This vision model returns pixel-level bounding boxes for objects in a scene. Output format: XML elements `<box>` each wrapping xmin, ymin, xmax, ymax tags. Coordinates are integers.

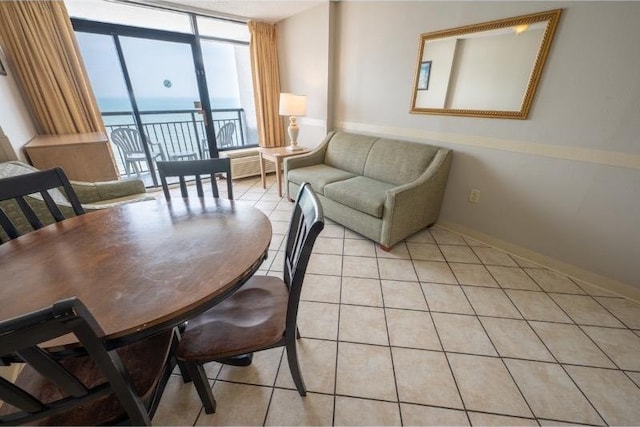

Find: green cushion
<box><xmin>287</xmin><ymin>164</ymin><xmax>356</xmax><ymax>195</ymax></box>
<box><xmin>364</xmin><ymin>139</ymin><xmax>438</xmax><ymax>185</ymax></box>
<box><xmin>0</xmin><ymin>161</ymin><xmax>150</xmax><ymax>242</ymax></box>
<box><xmin>0</xmin><ymin>161</ymin><xmax>70</xmax><ymax>204</ymax></box>
<box><xmin>323</xmin><ymin>176</ymin><xmax>395</xmax><ymax>218</ymax></box>
<box><xmin>324</xmin><ymin>132</ymin><xmax>377</xmax><ymax>175</ymax></box>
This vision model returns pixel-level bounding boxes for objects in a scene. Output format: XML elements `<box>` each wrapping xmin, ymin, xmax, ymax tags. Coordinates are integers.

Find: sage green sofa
<box><xmin>285</xmin><ymin>131</ymin><xmax>452</xmax><ymax>249</ymax></box>
<box><xmin>0</xmin><ymin>161</ymin><xmax>155</xmax><ymax>242</ymax></box>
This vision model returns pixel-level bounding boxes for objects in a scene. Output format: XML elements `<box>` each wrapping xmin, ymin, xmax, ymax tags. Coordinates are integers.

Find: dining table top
<box><xmin>0</xmin><ymin>197</ymin><xmax>272</xmax><ymax>351</ymax></box>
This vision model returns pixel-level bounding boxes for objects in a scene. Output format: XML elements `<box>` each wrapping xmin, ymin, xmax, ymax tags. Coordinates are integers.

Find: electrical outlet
<box><xmin>469</xmin><ymin>189</ymin><xmax>481</xmax><ymax>204</ymax></box>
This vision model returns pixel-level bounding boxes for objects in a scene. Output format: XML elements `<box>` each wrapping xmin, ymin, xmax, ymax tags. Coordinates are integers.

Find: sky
<box><xmin>76</xmin><ymin>31</ymin><xmax>243</xmax><ymax>110</ymax></box>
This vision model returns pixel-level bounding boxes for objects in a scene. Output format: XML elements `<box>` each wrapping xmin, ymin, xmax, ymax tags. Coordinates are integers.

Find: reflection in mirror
<box><xmin>410</xmin><ymin>9</ymin><xmax>562</xmax><ymax>119</ymax></box>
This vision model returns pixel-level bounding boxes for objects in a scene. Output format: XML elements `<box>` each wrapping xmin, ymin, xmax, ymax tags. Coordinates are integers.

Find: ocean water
<box><xmin>98</xmin><ymin>96</ymin><xmax>240</xmax><ymax>113</ymax></box>
<box><xmin>101</xmin><ymin>96</ymin><xmax>255</xmax><ymax>159</ymax></box>
<box><xmin>99</xmin><ymin>96</ymin><xmax>243</xmax><ymax>127</ymax></box>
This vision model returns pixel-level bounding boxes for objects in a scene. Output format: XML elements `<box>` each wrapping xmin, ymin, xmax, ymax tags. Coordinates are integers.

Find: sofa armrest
<box><xmin>283</xmin><ymin>131</ymin><xmax>335</xmax><ymax>174</ymax></box>
<box><xmin>381</xmin><ymin>149</ymin><xmax>452</xmax><ymax>246</ymax></box>
<box><xmin>71</xmin><ymin>179</ymin><xmax>147</xmax><ymax>204</ymax></box>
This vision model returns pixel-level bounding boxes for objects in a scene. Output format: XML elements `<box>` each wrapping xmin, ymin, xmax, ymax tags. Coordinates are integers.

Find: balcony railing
<box><xmin>103</xmin><ymin>108</ymin><xmax>256</xmax><ymax>177</ymax></box>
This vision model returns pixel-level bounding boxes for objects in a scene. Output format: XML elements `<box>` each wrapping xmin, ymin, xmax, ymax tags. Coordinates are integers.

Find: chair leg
<box><xmin>172</xmin><ymin>325</ymin><xmax>192</xmax><ymax>383</ymax></box>
<box><xmin>177</xmin><ymin>360</ymin><xmax>192</xmax><ymax>383</ymax></box>
<box><xmin>285</xmin><ymin>339</ymin><xmax>306</xmax><ymax>396</ymax></box>
<box><xmin>185</xmin><ymin>362</ymin><xmax>216</xmax><ymax>414</ymax></box>
<box><xmin>124</xmin><ymin>160</ymin><xmax>132</xmax><ymax>177</ymax></box>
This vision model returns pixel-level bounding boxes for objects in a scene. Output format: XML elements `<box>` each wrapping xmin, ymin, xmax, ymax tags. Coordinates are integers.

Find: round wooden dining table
<box><xmin>0</xmin><ymin>197</ymin><xmax>272</xmax><ymax>351</ymax></box>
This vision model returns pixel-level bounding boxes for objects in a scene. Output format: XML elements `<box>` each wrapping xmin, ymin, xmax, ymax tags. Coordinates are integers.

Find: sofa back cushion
<box><xmin>324</xmin><ymin>132</ymin><xmax>377</xmax><ymax>175</ymax></box>
<box><xmin>364</xmin><ymin>138</ymin><xmax>439</xmax><ymax>185</ymax></box>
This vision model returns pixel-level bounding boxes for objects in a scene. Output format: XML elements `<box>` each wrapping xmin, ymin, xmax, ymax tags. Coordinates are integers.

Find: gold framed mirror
<box><xmin>410</xmin><ymin>9</ymin><xmax>562</xmax><ymax>119</ymax></box>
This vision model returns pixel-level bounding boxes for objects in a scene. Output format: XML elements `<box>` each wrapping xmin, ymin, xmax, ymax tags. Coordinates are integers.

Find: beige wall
<box><xmin>279</xmin><ymin>1</ymin><xmax>640</xmax><ymax>293</ymax></box>
<box><xmin>277</xmin><ymin>2</ymin><xmax>333</xmax><ymax>149</ymax></box>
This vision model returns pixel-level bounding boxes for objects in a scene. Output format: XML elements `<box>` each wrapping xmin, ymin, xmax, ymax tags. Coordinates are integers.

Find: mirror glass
<box><xmin>411</xmin><ymin>9</ymin><xmax>562</xmax><ymax>119</ymax></box>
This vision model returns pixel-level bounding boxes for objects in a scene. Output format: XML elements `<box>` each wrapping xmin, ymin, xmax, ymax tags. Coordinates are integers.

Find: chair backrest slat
<box><xmin>179</xmin><ymin>176</ymin><xmax>189</xmax><ymax>198</ymax></box>
<box><xmin>195</xmin><ymin>175</ymin><xmax>204</xmax><ymax>198</ymax></box>
<box><xmin>41</xmin><ymin>190</ymin><xmax>66</xmax><ymax>222</ymax></box>
<box><xmin>15</xmin><ymin>196</ymin><xmax>43</xmax><ymax>229</ymax></box>
<box><xmin>156</xmin><ymin>159</ymin><xmax>233</xmax><ymax>201</ymax></box>
<box><xmin>282</xmin><ymin>183</ymin><xmax>324</xmax><ymax>330</ymax></box>
<box><xmin>0</xmin><ymin>167</ymin><xmax>85</xmax><ymax>242</ymax></box>
<box><xmin>0</xmin><ymin>298</ymin><xmax>153</xmax><ymax>426</ymax></box>
<box><xmin>0</xmin><ymin>377</ymin><xmax>44</xmax><ymax>413</ymax></box>
<box><xmin>17</xmin><ymin>347</ymin><xmax>88</xmax><ymax>397</ymax></box>
<box><xmin>0</xmin><ymin>210</ymin><xmax>18</xmax><ymax>239</ymax></box>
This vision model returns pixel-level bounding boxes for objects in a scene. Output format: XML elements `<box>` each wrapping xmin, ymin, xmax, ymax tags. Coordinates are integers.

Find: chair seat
<box><xmin>0</xmin><ymin>331</ymin><xmax>174</xmax><ymax>426</ymax></box>
<box><xmin>168</xmin><ymin>151</ymin><xmax>198</xmax><ymax>161</ymax></box>
<box><xmin>124</xmin><ymin>152</ymin><xmax>160</xmax><ymax>162</ymax></box>
<box><xmin>177</xmin><ymin>276</ymin><xmax>289</xmax><ymax>362</ymax></box>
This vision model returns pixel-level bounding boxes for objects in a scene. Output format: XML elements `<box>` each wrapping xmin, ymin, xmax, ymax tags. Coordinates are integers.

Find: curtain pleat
<box><xmin>0</xmin><ymin>1</ymin><xmax>104</xmax><ymax>134</ymax></box>
<box><xmin>248</xmin><ymin>21</ymin><xmax>285</xmax><ymax>148</ymax></box>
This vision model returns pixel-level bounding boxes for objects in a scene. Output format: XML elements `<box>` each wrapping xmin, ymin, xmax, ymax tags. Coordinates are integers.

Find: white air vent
<box><xmin>221</xmin><ymin>148</ymin><xmax>275</xmax><ymax>180</ymax></box>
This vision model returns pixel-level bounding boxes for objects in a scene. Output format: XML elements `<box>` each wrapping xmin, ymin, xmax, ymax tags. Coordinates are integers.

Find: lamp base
<box><xmin>286</xmin><ymin>145</ymin><xmax>304</xmax><ymax>152</ymax></box>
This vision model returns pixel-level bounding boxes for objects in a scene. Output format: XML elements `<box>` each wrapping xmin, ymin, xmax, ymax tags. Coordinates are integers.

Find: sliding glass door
<box><xmin>70</xmin><ymin>6</ymin><xmax>259</xmax><ymax>187</ymax></box>
<box><xmin>74</xmin><ymin>20</ymin><xmax>215</xmax><ymax>186</ymax></box>
<box><xmin>119</xmin><ymin>36</ymin><xmax>206</xmax><ymax>163</ymax></box>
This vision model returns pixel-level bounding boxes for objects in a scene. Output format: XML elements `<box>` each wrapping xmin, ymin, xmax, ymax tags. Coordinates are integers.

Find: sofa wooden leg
<box><xmin>379</xmin><ymin>244</ymin><xmax>391</xmax><ymax>252</ymax></box>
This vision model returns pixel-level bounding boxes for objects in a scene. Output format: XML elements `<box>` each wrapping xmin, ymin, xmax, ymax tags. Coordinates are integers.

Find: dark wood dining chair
<box><xmin>0</xmin><ymin>297</ymin><xmax>177</xmax><ymax>426</ymax></box>
<box><xmin>0</xmin><ymin>167</ymin><xmax>84</xmax><ymax>241</ymax></box>
<box><xmin>156</xmin><ymin>158</ymin><xmax>234</xmax><ymax>201</ymax></box>
<box><xmin>176</xmin><ymin>182</ymin><xmax>324</xmax><ymax>413</ymax></box>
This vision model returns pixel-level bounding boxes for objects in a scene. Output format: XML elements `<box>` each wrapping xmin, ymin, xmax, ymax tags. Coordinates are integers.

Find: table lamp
<box><xmin>279</xmin><ymin>93</ymin><xmax>307</xmax><ymax>151</ymax></box>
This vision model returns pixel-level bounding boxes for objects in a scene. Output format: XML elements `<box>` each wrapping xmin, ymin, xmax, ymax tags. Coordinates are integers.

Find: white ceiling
<box><xmin>145</xmin><ymin>0</ymin><xmax>326</xmax><ymax>23</ymax></box>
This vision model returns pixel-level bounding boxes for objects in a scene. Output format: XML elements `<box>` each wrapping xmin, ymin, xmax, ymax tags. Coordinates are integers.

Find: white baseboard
<box><xmin>438</xmin><ymin>221</ymin><xmax>640</xmax><ymax>303</ymax></box>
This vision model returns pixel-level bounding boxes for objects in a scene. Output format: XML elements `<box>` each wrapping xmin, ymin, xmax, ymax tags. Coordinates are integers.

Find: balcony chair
<box><xmin>0</xmin><ymin>167</ymin><xmax>84</xmax><ymax>241</ymax></box>
<box><xmin>216</xmin><ymin>122</ymin><xmax>236</xmax><ymax>149</ymax></box>
<box><xmin>0</xmin><ymin>161</ymin><xmax>153</xmax><ymax>243</ymax></box>
<box><xmin>176</xmin><ymin>183</ymin><xmax>325</xmax><ymax>413</ymax></box>
<box><xmin>199</xmin><ymin>122</ymin><xmax>236</xmax><ymax>159</ymax></box>
<box><xmin>156</xmin><ymin>158</ymin><xmax>233</xmax><ymax>201</ymax></box>
<box><xmin>110</xmin><ymin>127</ymin><xmax>166</xmax><ymax>176</ymax></box>
<box><xmin>0</xmin><ymin>297</ymin><xmax>177</xmax><ymax>425</ymax></box>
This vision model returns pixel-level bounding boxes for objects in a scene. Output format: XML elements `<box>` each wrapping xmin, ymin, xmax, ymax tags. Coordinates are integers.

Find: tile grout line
<box><xmin>166</xmin><ymin>180</ymin><xmax>640</xmax><ymax>426</ymax></box>
<box><xmin>416</xmin><ymin>230</ymin><xmax>473</xmax><ymax>426</ymax></box>
<box><xmin>376</xmin><ymin>241</ymin><xmax>404</xmax><ymax>425</ymax></box>
<box><xmin>451</xmin><ymin>245</ymin><xmax>538</xmax><ymax>423</ymax></box>
<box><xmin>261</xmin><ymin>347</ymin><xmax>285</xmax><ymax>426</ymax></box>
<box><xmin>330</xmin><ymin>234</ymin><xmax>346</xmax><ymax>427</ymax></box>
<box><xmin>488</xmin><ymin>259</ymin><xmax>611</xmax><ymax>426</ymax></box>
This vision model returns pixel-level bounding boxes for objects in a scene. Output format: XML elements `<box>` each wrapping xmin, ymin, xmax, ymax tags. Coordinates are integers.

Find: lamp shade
<box><xmin>279</xmin><ymin>93</ymin><xmax>307</xmax><ymax>116</ymax></box>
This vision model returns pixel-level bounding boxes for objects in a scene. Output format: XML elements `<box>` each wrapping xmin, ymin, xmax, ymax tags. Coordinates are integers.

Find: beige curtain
<box><xmin>0</xmin><ymin>1</ymin><xmax>104</xmax><ymax>134</ymax></box>
<box><xmin>248</xmin><ymin>21</ymin><xmax>285</xmax><ymax>148</ymax></box>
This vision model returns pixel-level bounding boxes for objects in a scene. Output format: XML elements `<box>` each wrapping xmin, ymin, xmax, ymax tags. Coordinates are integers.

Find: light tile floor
<box><xmin>152</xmin><ymin>175</ymin><xmax>640</xmax><ymax>426</ymax></box>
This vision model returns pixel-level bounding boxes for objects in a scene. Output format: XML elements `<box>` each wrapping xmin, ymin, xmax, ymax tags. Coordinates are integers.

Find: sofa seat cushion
<box><xmin>324</xmin><ymin>176</ymin><xmax>395</xmax><ymax>218</ymax></box>
<box><xmin>287</xmin><ymin>164</ymin><xmax>356</xmax><ymax>195</ymax></box>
